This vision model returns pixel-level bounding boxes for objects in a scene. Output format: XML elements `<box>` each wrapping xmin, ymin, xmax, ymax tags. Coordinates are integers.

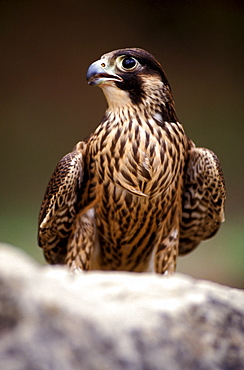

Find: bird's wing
<box><xmin>38</xmin><ymin>141</ymin><xmax>87</xmax><ymax>264</ymax></box>
<box><xmin>179</xmin><ymin>144</ymin><xmax>226</xmax><ymax>255</ymax></box>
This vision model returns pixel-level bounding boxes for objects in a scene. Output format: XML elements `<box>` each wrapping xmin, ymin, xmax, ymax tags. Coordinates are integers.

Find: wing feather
<box><xmin>38</xmin><ymin>143</ymin><xmax>86</xmax><ymax>264</ymax></box>
<box><xmin>179</xmin><ymin>145</ymin><xmax>226</xmax><ymax>255</ymax></box>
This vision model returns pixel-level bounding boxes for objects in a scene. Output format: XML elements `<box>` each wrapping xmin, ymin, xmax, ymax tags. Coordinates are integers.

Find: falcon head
<box><xmin>86</xmin><ymin>48</ymin><xmax>177</xmax><ymax>121</ymax></box>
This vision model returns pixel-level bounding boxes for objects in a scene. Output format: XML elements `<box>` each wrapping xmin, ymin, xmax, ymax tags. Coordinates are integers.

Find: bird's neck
<box><xmin>102</xmin><ymin>84</ymin><xmax>178</xmax><ymax>124</ymax></box>
<box><xmin>104</xmin><ymin>100</ymin><xmax>178</xmax><ymax>128</ymax></box>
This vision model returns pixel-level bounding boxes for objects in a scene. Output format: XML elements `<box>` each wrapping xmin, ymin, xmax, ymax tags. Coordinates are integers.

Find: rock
<box><xmin>0</xmin><ymin>243</ymin><xmax>243</xmax><ymax>370</ymax></box>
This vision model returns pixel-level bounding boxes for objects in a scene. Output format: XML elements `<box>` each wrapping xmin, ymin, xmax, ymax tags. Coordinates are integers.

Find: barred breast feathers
<box><xmin>88</xmin><ymin>103</ymin><xmax>187</xmax><ymax>199</ymax></box>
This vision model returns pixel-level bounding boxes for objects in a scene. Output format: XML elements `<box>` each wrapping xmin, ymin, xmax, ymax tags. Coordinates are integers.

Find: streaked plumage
<box><xmin>38</xmin><ymin>48</ymin><xmax>226</xmax><ymax>274</ymax></box>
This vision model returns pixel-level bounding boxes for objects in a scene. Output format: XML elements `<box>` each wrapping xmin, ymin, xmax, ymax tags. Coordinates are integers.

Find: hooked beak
<box><xmin>86</xmin><ymin>59</ymin><xmax>123</xmax><ymax>86</ymax></box>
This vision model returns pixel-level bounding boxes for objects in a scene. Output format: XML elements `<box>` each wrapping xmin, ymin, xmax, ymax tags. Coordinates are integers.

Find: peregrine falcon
<box><xmin>38</xmin><ymin>48</ymin><xmax>226</xmax><ymax>274</ymax></box>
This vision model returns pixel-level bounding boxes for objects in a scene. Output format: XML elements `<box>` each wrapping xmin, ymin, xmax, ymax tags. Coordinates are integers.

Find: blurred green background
<box><xmin>0</xmin><ymin>1</ymin><xmax>243</xmax><ymax>288</ymax></box>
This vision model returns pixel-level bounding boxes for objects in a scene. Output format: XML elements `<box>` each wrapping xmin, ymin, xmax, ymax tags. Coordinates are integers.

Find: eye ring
<box><xmin>118</xmin><ymin>56</ymin><xmax>139</xmax><ymax>71</ymax></box>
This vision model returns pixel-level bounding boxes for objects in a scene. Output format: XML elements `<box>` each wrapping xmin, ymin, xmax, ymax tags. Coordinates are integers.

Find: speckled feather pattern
<box><xmin>81</xmin><ymin>106</ymin><xmax>188</xmax><ymax>272</ymax></box>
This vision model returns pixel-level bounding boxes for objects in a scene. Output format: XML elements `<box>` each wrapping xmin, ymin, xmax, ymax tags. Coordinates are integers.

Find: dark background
<box><xmin>1</xmin><ymin>0</ymin><xmax>243</xmax><ymax>287</ymax></box>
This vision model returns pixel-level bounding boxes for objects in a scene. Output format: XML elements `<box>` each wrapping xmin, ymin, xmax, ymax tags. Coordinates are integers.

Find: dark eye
<box><xmin>121</xmin><ymin>57</ymin><xmax>137</xmax><ymax>70</ymax></box>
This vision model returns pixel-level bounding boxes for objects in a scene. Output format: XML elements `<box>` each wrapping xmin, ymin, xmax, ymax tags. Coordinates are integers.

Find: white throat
<box><xmin>100</xmin><ymin>83</ymin><xmax>131</xmax><ymax>110</ymax></box>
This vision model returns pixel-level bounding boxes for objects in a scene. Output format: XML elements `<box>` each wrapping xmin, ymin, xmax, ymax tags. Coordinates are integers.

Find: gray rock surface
<box><xmin>0</xmin><ymin>243</ymin><xmax>243</xmax><ymax>370</ymax></box>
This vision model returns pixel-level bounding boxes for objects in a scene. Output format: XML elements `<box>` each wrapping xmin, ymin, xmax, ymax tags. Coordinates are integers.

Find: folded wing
<box><xmin>38</xmin><ymin>143</ymin><xmax>86</xmax><ymax>264</ymax></box>
<box><xmin>179</xmin><ymin>144</ymin><xmax>226</xmax><ymax>255</ymax></box>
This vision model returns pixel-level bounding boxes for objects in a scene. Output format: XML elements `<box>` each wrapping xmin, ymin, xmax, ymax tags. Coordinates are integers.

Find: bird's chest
<box><xmin>90</xmin><ymin>122</ymin><xmax>183</xmax><ymax>199</ymax></box>
<box><xmin>86</xmin><ymin>122</ymin><xmax>186</xmax><ymax>271</ymax></box>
